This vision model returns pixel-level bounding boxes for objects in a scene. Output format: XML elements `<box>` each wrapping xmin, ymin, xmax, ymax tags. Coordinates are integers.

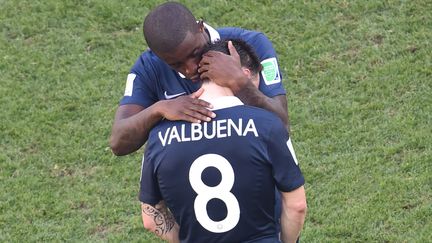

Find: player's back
<box><xmin>142</xmin><ymin>99</ymin><xmax>289</xmax><ymax>242</ymax></box>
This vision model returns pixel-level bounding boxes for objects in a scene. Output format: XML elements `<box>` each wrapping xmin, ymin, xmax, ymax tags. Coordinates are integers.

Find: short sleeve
<box><xmin>139</xmin><ymin>146</ymin><xmax>162</xmax><ymax>205</ymax></box>
<box><xmin>218</xmin><ymin>27</ymin><xmax>286</xmax><ymax>97</ymax></box>
<box><xmin>266</xmin><ymin>119</ymin><xmax>304</xmax><ymax>192</ymax></box>
<box><xmin>119</xmin><ymin>55</ymin><xmax>159</xmax><ymax>108</ymax></box>
<box><xmin>250</xmin><ymin>33</ymin><xmax>286</xmax><ymax>98</ymax></box>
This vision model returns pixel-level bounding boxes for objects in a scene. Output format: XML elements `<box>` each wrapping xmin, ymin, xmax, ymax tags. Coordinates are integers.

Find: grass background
<box><xmin>1</xmin><ymin>0</ymin><xmax>431</xmax><ymax>241</ymax></box>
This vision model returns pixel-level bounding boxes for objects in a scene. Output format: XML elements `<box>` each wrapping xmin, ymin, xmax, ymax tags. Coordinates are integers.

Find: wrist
<box><xmin>153</xmin><ymin>100</ymin><xmax>169</xmax><ymax>119</ymax></box>
<box><xmin>231</xmin><ymin>75</ymin><xmax>250</xmax><ymax>94</ymax></box>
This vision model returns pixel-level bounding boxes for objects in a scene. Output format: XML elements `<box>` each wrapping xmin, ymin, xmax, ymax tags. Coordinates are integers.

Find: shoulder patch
<box><xmin>124</xmin><ymin>73</ymin><xmax>136</xmax><ymax>96</ymax></box>
<box><xmin>261</xmin><ymin>58</ymin><xmax>281</xmax><ymax>85</ymax></box>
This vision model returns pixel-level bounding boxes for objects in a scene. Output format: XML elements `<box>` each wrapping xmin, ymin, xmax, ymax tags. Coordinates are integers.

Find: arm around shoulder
<box><xmin>235</xmin><ymin>81</ymin><xmax>289</xmax><ymax>129</ymax></box>
<box><xmin>110</xmin><ymin>103</ymin><xmax>164</xmax><ymax>156</ymax></box>
<box><xmin>110</xmin><ymin>92</ymin><xmax>215</xmax><ymax>156</ymax></box>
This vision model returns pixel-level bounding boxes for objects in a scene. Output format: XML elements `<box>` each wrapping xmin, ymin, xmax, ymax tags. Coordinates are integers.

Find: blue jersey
<box><xmin>139</xmin><ymin>97</ymin><xmax>304</xmax><ymax>243</ymax></box>
<box><xmin>120</xmin><ymin>24</ymin><xmax>285</xmax><ymax>108</ymax></box>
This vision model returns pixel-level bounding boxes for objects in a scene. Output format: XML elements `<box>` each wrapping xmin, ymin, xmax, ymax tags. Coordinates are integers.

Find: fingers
<box><xmin>227</xmin><ymin>41</ymin><xmax>240</xmax><ymax>59</ymax></box>
<box><xmin>199</xmin><ymin>52</ymin><xmax>216</xmax><ymax>65</ymax></box>
<box><xmin>198</xmin><ymin>64</ymin><xmax>209</xmax><ymax>75</ymax></box>
<box><xmin>176</xmin><ymin>113</ymin><xmax>201</xmax><ymax>123</ymax></box>
<box><xmin>190</xmin><ymin>87</ymin><xmax>205</xmax><ymax>99</ymax></box>
<box><xmin>168</xmin><ymin>106</ymin><xmax>215</xmax><ymax>123</ymax></box>
<box><xmin>170</xmin><ymin>96</ymin><xmax>216</xmax><ymax>123</ymax></box>
<box><xmin>197</xmin><ymin>62</ymin><xmax>212</xmax><ymax>82</ymax></box>
<box><xmin>192</xmin><ymin>96</ymin><xmax>213</xmax><ymax>110</ymax></box>
<box><xmin>180</xmin><ymin>101</ymin><xmax>216</xmax><ymax>123</ymax></box>
<box><xmin>190</xmin><ymin>90</ymin><xmax>213</xmax><ymax>108</ymax></box>
<box><xmin>190</xmin><ymin>98</ymin><xmax>216</xmax><ymax>118</ymax></box>
<box><xmin>183</xmin><ymin>107</ymin><xmax>215</xmax><ymax>122</ymax></box>
<box><xmin>199</xmin><ymin>73</ymin><xmax>210</xmax><ymax>82</ymax></box>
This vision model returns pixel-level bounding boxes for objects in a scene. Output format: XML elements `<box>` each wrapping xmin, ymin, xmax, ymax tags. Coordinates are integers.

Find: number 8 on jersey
<box><xmin>189</xmin><ymin>154</ymin><xmax>240</xmax><ymax>233</ymax></box>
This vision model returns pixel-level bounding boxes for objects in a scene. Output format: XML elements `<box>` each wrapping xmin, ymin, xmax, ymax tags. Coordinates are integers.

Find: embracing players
<box><xmin>110</xmin><ymin>2</ymin><xmax>289</xmax><ymax>156</ymax></box>
<box><xmin>139</xmin><ymin>40</ymin><xmax>306</xmax><ymax>243</ymax></box>
<box><xmin>109</xmin><ymin>2</ymin><xmax>306</xmax><ymax>242</ymax></box>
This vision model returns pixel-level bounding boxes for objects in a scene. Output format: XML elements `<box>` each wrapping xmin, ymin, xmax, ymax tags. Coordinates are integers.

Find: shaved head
<box><xmin>143</xmin><ymin>2</ymin><xmax>199</xmax><ymax>54</ymax></box>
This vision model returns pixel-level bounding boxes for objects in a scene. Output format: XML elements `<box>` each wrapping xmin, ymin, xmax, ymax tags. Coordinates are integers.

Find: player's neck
<box><xmin>199</xmin><ymin>82</ymin><xmax>234</xmax><ymax>102</ymax></box>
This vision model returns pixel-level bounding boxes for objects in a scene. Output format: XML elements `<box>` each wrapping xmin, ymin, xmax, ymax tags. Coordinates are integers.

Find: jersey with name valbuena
<box><xmin>120</xmin><ymin>24</ymin><xmax>285</xmax><ymax>108</ymax></box>
<box><xmin>139</xmin><ymin>97</ymin><xmax>304</xmax><ymax>243</ymax></box>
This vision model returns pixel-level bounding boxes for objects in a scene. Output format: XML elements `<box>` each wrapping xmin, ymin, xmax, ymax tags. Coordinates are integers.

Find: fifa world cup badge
<box><xmin>261</xmin><ymin>58</ymin><xmax>281</xmax><ymax>85</ymax></box>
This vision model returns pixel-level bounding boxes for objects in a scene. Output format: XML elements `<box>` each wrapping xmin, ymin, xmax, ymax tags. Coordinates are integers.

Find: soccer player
<box><xmin>139</xmin><ymin>40</ymin><xmax>306</xmax><ymax>243</ymax></box>
<box><xmin>110</xmin><ymin>2</ymin><xmax>289</xmax><ymax>156</ymax></box>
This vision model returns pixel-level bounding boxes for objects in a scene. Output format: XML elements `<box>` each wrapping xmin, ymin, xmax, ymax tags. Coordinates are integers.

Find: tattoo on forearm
<box><xmin>142</xmin><ymin>202</ymin><xmax>176</xmax><ymax>236</ymax></box>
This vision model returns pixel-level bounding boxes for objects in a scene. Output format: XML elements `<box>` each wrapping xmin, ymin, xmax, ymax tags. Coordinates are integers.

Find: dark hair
<box><xmin>203</xmin><ymin>39</ymin><xmax>262</xmax><ymax>75</ymax></box>
<box><xmin>143</xmin><ymin>2</ymin><xmax>198</xmax><ymax>54</ymax></box>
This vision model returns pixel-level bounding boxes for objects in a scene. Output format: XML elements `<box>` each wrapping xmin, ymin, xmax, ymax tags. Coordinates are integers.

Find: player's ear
<box><xmin>241</xmin><ymin>67</ymin><xmax>251</xmax><ymax>78</ymax></box>
<box><xmin>242</xmin><ymin>68</ymin><xmax>259</xmax><ymax>88</ymax></box>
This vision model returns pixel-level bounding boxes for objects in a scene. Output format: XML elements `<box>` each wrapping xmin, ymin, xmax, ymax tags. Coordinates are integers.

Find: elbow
<box><xmin>298</xmin><ymin>201</ymin><xmax>308</xmax><ymax>216</ymax></box>
<box><xmin>283</xmin><ymin>194</ymin><xmax>307</xmax><ymax>217</ymax></box>
<box><xmin>110</xmin><ymin>144</ymin><xmax>127</xmax><ymax>156</ymax></box>
<box><xmin>141</xmin><ymin>203</ymin><xmax>158</xmax><ymax>233</ymax></box>
<box><xmin>109</xmin><ymin>134</ymin><xmax>127</xmax><ymax>156</ymax></box>
<box><xmin>142</xmin><ymin>218</ymin><xmax>156</xmax><ymax>232</ymax></box>
<box><xmin>291</xmin><ymin>199</ymin><xmax>307</xmax><ymax>216</ymax></box>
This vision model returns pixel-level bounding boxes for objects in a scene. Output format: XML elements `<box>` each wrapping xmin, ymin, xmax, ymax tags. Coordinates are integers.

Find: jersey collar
<box><xmin>209</xmin><ymin>96</ymin><xmax>244</xmax><ymax>111</ymax></box>
<box><xmin>203</xmin><ymin>22</ymin><xmax>220</xmax><ymax>43</ymax></box>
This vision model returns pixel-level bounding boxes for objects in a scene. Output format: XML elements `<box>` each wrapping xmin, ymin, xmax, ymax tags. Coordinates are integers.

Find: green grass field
<box><xmin>1</xmin><ymin>0</ymin><xmax>431</xmax><ymax>242</ymax></box>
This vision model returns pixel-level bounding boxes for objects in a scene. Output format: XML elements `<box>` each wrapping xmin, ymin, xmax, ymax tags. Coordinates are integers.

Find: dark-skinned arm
<box><xmin>199</xmin><ymin>41</ymin><xmax>290</xmax><ymax>130</ymax></box>
<box><xmin>110</xmin><ymin>103</ymin><xmax>160</xmax><ymax>156</ymax></box>
<box><xmin>110</xmin><ymin>88</ymin><xmax>215</xmax><ymax>156</ymax></box>
<box><xmin>232</xmin><ymin>76</ymin><xmax>288</xmax><ymax>128</ymax></box>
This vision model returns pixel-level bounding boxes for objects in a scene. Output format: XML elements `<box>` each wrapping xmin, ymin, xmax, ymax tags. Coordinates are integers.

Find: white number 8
<box><xmin>189</xmin><ymin>154</ymin><xmax>240</xmax><ymax>233</ymax></box>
